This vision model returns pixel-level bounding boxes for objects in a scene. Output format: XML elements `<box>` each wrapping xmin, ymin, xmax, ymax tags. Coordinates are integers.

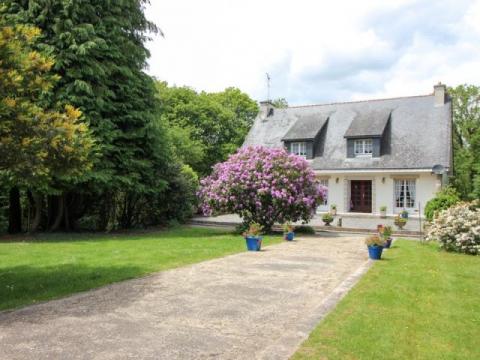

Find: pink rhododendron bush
<box><xmin>426</xmin><ymin>201</ymin><xmax>480</xmax><ymax>255</ymax></box>
<box><xmin>198</xmin><ymin>146</ymin><xmax>326</xmax><ymax>231</ymax></box>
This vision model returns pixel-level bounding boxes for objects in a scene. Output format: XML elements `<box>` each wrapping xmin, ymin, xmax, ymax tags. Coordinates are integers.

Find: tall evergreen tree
<box><xmin>0</xmin><ymin>17</ymin><xmax>94</xmax><ymax>232</ymax></box>
<box><xmin>5</xmin><ymin>0</ymin><xmax>172</xmax><ymax>229</ymax></box>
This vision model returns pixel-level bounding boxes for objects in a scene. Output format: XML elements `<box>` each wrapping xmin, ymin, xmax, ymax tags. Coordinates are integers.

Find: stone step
<box><xmin>187</xmin><ymin>220</ymin><xmax>424</xmax><ymax>238</ymax></box>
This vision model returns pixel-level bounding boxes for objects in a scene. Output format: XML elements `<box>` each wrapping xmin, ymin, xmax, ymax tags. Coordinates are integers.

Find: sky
<box><xmin>145</xmin><ymin>0</ymin><xmax>480</xmax><ymax>105</ymax></box>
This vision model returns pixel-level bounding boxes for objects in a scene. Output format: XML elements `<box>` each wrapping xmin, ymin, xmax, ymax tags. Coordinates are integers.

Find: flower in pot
<box><xmin>382</xmin><ymin>225</ymin><xmax>393</xmax><ymax>248</ymax></box>
<box><xmin>283</xmin><ymin>223</ymin><xmax>295</xmax><ymax>241</ymax></box>
<box><xmin>394</xmin><ymin>216</ymin><xmax>407</xmax><ymax>230</ymax></box>
<box><xmin>365</xmin><ymin>235</ymin><xmax>385</xmax><ymax>260</ymax></box>
<box><xmin>401</xmin><ymin>209</ymin><xmax>409</xmax><ymax>219</ymax></box>
<box><xmin>380</xmin><ymin>205</ymin><xmax>387</xmax><ymax>218</ymax></box>
<box><xmin>243</xmin><ymin>222</ymin><xmax>263</xmax><ymax>251</ymax></box>
<box><xmin>322</xmin><ymin>213</ymin><xmax>334</xmax><ymax>226</ymax></box>
<box><xmin>330</xmin><ymin>204</ymin><xmax>337</xmax><ymax>216</ymax></box>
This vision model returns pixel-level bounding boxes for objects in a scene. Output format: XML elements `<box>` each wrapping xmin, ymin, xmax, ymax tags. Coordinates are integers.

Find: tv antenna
<box><xmin>266</xmin><ymin>73</ymin><xmax>271</xmax><ymax>101</ymax></box>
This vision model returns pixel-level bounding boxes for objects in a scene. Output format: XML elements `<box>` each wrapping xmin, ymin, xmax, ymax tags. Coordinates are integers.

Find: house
<box><xmin>243</xmin><ymin>83</ymin><xmax>452</xmax><ymax>217</ymax></box>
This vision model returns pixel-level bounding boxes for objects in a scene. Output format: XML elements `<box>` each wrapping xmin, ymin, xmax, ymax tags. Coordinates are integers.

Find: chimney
<box><xmin>259</xmin><ymin>100</ymin><xmax>275</xmax><ymax>121</ymax></box>
<box><xmin>434</xmin><ymin>82</ymin><xmax>446</xmax><ymax>106</ymax></box>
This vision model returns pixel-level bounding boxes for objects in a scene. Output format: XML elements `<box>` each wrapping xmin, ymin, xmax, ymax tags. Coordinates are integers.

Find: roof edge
<box><xmin>287</xmin><ymin>94</ymin><xmax>433</xmax><ymax>109</ymax></box>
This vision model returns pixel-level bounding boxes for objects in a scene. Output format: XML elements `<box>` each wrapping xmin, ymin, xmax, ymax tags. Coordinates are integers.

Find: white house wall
<box><xmin>317</xmin><ymin>171</ymin><xmax>441</xmax><ymax>217</ymax></box>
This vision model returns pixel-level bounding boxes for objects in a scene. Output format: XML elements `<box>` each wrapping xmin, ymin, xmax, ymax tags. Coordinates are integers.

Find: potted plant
<box><xmin>283</xmin><ymin>223</ymin><xmax>294</xmax><ymax>241</ymax></box>
<box><xmin>330</xmin><ymin>204</ymin><xmax>337</xmax><ymax>216</ymax></box>
<box><xmin>365</xmin><ymin>235</ymin><xmax>385</xmax><ymax>260</ymax></box>
<box><xmin>243</xmin><ymin>222</ymin><xmax>263</xmax><ymax>251</ymax></box>
<box><xmin>322</xmin><ymin>213</ymin><xmax>334</xmax><ymax>226</ymax></box>
<box><xmin>394</xmin><ymin>215</ymin><xmax>407</xmax><ymax>230</ymax></box>
<box><xmin>401</xmin><ymin>209</ymin><xmax>409</xmax><ymax>219</ymax></box>
<box><xmin>382</xmin><ymin>225</ymin><xmax>393</xmax><ymax>248</ymax></box>
<box><xmin>380</xmin><ymin>205</ymin><xmax>387</xmax><ymax>218</ymax></box>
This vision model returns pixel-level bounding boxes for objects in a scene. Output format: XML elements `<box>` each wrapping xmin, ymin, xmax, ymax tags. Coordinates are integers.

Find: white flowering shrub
<box><xmin>426</xmin><ymin>201</ymin><xmax>480</xmax><ymax>255</ymax></box>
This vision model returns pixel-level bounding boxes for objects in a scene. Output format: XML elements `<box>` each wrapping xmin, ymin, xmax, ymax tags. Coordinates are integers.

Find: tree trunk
<box><xmin>8</xmin><ymin>187</ymin><xmax>22</xmax><ymax>234</ymax></box>
<box><xmin>30</xmin><ymin>193</ymin><xmax>43</xmax><ymax>233</ymax></box>
<box><xmin>64</xmin><ymin>194</ymin><xmax>71</xmax><ymax>231</ymax></box>
<box><xmin>50</xmin><ymin>195</ymin><xmax>65</xmax><ymax>232</ymax></box>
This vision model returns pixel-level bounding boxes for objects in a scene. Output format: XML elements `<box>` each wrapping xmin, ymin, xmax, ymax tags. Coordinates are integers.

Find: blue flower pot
<box><xmin>401</xmin><ymin>212</ymin><xmax>409</xmax><ymax>219</ymax></box>
<box><xmin>367</xmin><ymin>245</ymin><xmax>384</xmax><ymax>260</ymax></box>
<box><xmin>246</xmin><ymin>236</ymin><xmax>262</xmax><ymax>251</ymax></box>
<box><xmin>285</xmin><ymin>232</ymin><xmax>294</xmax><ymax>241</ymax></box>
<box><xmin>384</xmin><ymin>238</ymin><xmax>392</xmax><ymax>249</ymax></box>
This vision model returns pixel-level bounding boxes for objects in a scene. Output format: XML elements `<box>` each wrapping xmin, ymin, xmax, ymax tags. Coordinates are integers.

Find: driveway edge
<box><xmin>258</xmin><ymin>258</ymin><xmax>374</xmax><ymax>360</ymax></box>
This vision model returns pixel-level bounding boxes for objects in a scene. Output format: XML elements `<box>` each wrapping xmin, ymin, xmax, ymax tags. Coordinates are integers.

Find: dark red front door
<box><xmin>350</xmin><ymin>180</ymin><xmax>372</xmax><ymax>213</ymax></box>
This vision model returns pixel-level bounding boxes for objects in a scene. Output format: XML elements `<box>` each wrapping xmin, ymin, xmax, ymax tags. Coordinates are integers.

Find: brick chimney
<box><xmin>434</xmin><ymin>82</ymin><xmax>446</xmax><ymax>106</ymax></box>
<box><xmin>259</xmin><ymin>100</ymin><xmax>275</xmax><ymax>121</ymax></box>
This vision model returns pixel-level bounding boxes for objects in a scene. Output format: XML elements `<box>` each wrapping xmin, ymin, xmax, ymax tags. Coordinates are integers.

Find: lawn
<box><xmin>293</xmin><ymin>240</ymin><xmax>480</xmax><ymax>360</ymax></box>
<box><xmin>0</xmin><ymin>226</ymin><xmax>282</xmax><ymax>311</ymax></box>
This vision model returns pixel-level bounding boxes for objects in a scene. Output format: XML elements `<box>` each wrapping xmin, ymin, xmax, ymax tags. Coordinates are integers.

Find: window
<box><xmin>394</xmin><ymin>179</ymin><xmax>416</xmax><ymax>209</ymax></box>
<box><xmin>316</xmin><ymin>179</ymin><xmax>328</xmax><ymax>212</ymax></box>
<box><xmin>291</xmin><ymin>142</ymin><xmax>307</xmax><ymax>158</ymax></box>
<box><xmin>354</xmin><ymin>139</ymin><xmax>373</xmax><ymax>156</ymax></box>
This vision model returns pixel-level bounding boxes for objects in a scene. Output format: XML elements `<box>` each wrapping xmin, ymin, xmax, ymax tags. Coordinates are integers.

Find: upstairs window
<box><xmin>354</xmin><ymin>139</ymin><xmax>373</xmax><ymax>156</ymax></box>
<box><xmin>291</xmin><ymin>142</ymin><xmax>307</xmax><ymax>158</ymax></box>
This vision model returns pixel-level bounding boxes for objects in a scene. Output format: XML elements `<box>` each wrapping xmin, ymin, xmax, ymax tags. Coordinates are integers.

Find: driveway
<box><xmin>0</xmin><ymin>234</ymin><xmax>370</xmax><ymax>360</ymax></box>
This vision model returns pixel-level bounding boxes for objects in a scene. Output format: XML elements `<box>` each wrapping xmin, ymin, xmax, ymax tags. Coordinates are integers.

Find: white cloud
<box><xmin>145</xmin><ymin>0</ymin><xmax>480</xmax><ymax>105</ymax></box>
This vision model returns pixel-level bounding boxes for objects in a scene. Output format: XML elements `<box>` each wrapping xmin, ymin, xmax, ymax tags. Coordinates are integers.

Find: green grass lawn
<box><xmin>293</xmin><ymin>240</ymin><xmax>480</xmax><ymax>360</ymax></box>
<box><xmin>0</xmin><ymin>226</ymin><xmax>282</xmax><ymax>311</ymax></box>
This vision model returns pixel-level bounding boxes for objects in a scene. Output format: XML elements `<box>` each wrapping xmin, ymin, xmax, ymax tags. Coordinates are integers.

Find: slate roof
<box><xmin>282</xmin><ymin>113</ymin><xmax>329</xmax><ymax>141</ymax></box>
<box><xmin>243</xmin><ymin>94</ymin><xmax>452</xmax><ymax>171</ymax></box>
<box><xmin>344</xmin><ymin>109</ymin><xmax>391</xmax><ymax>138</ymax></box>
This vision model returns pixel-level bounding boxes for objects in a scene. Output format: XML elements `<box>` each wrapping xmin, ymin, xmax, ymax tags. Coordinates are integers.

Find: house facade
<box><xmin>243</xmin><ymin>84</ymin><xmax>452</xmax><ymax>217</ymax></box>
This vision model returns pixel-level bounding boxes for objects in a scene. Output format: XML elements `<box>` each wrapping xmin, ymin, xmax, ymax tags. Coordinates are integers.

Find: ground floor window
<box><xmin>316</xmin><ymin>179</ymin><xmax>328</xmax><ymax>212</ymax></box>
<box><xmin>394</xmin><ymin>179</ymin><xmax>416</xmax><ymax>209</ymax></box>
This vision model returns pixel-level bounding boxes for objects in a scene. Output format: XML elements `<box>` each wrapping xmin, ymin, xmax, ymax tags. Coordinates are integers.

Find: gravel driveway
<box><xmin>0</xmin><ymin>234</ymin><xmax>370</xmax><ymax>360</ymax></box>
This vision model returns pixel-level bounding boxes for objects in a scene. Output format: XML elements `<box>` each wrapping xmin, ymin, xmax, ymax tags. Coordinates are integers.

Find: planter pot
<box><xmin>395</xmin><ymin>223</ymin><xmax>405</xmax><ymax>230</ymax></box>
<box><xmin>401</xmin><ymin>212</ymin><xmax>409</xmax><ymax>219</ymax></box>
<box><xmin>331</xmin><ymin>209</ymin><xmax>337</xmax><ymax>216</ymax></box>
<box><xmin>284</xmin><ymin>232</ymin><xmax>294</xmax><ymax>241</ymax></box>
<box><xmin>384</xmin><ymin>238</ymin><xmax>392</xmax><ymax>249</ymax></box>
<box><xmin>367</xmin><ymin>245</ymin><xmax>384</xmax><ymax>260</ymax></box>
<box><xmin>380</xmin><ymin>210</ymin><xmax>387</xmax><ymax>218</ymax></box>
<box><xmin>323</xmin><ymin>221</ymin><xmax>333</xmax><ymax>226</ymax></box>
<box><xmin>245</xmin><ymin>236</ymin><xmax>262</xmax><ymax>251</ymax></box>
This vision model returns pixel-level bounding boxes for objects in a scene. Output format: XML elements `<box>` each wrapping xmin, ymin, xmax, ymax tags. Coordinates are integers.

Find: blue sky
<box><xmin>145</xmin><ymin>0</ymin><xmax>480</xmax><ymax>105</ymax></box>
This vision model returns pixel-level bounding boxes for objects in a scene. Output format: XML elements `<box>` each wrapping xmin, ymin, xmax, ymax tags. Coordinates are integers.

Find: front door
<box><xmin>350</xmin><ymin>180</ymin><xmax>372</xmax><ymax>213</ymax></box>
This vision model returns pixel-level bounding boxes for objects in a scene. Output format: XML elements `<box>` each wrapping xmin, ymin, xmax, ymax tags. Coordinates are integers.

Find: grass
<box><xmin>293</xmin><ymin>240</ymin><xmax>480</xmax><ymax>360</ymax></box>
<box><xmin>0</xmin><ymin>226</ymin><xmax>282</xmax><ymax>311</ymax></box>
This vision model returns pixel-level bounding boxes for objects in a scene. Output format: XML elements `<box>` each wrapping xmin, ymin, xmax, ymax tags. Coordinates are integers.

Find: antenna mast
<box><xmin>266</xmin><ymin>73</ymin><xmax>271</xmax><ymax>101</ymax></box>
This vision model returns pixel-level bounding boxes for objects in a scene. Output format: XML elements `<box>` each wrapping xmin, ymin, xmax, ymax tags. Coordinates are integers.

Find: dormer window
<box><xmin>291</xmin><ymin>142</ymin><xmax>307</xmax><ymax>158</ymax></box>
<box><xmin>354</xmin><ymin>139</ymin><xmax>373</xmax><ymax>156</ymax></box>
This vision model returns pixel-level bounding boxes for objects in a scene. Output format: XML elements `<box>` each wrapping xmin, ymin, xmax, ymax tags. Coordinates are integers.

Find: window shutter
<box><xmin>284</xmin><ymin>142</ymin><xmax>290</xmax><ymax>153</ymax></box>
<box><xmin>346</xmin><ymin>139</ymin><xmax>355</xmax><ymax>158</ymax></box>
<box><xmin>373</xmin><ymin>138</ymin><xmax>381</xmax><ymax>157</ymax></box>
<box><xmin>306</xmin><ymin>142</ymin><xmax>313</xmax><ymax>159</ymax></box>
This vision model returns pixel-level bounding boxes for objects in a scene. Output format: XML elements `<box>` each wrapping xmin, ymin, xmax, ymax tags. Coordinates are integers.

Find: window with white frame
<box><xmin>354</xmin><ymin>139</ymin><xmax>373</xmax><ymax>156</ymax></box>
<box><xmin>394</xmin><ymin>179</ymin><xmax>416</xmax><ymax>209</ymax></box>
<box><xmin>290</xmin><ymin>142</ymin><xmax>307</xmax><ymax>158</ymax></box>
<box><xmin>316</xmin><ymin>179</ymin><xmax>328</xmax><ymax>212</ymax></box>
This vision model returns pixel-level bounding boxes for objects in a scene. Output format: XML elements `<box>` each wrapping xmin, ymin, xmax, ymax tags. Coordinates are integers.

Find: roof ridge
<box><xmin>286</xmin><ymin>93</ymin><xmax>432</xmax><ymax>109</ymax></box>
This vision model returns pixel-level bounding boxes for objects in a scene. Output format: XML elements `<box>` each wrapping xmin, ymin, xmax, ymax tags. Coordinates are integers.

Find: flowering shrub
<box><xmin>426</xmin><ymin>201</ymin><xmax>480</xmax><ymax>255</ymax></box>
<box><xmin>198</xmin><ymin>146</ymin><xmax>326</xmax><ymax>231</ymax></box>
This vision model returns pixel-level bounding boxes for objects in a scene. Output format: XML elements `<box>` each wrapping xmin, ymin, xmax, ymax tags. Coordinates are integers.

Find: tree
<box><xmin>271</xmin><ymin>97</ymin><xmax>288</xmax><ymax>108</ymax></box>
<box><xmin>0</xmin><ymin>21</ymin><xmax>94</xmax><ymax>232</ymax></box>
<box><xmin>449</xmin><ymin>85</ymin><xmax>480</xmax><ymax>199</ymax></box>
<box><xmin>197</xmin><ymin>146</ymin><xmax>326</xmax><ymax>231</ymax></box>
<box><xmin>155</xmin><ymin>82</ymin><xmax>259</xmax><ymax>175</ymax></box>
<box><xmin>5</xmin><ymin>0</ymin><xmax>175</xmax><ymax>230</ymax></box>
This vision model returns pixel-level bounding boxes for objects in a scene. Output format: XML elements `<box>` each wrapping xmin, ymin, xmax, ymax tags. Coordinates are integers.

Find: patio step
<box><xmin>187</xmin><ymin>219</ymin><xmax>423</xmax><ymax>238</ymax></box>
